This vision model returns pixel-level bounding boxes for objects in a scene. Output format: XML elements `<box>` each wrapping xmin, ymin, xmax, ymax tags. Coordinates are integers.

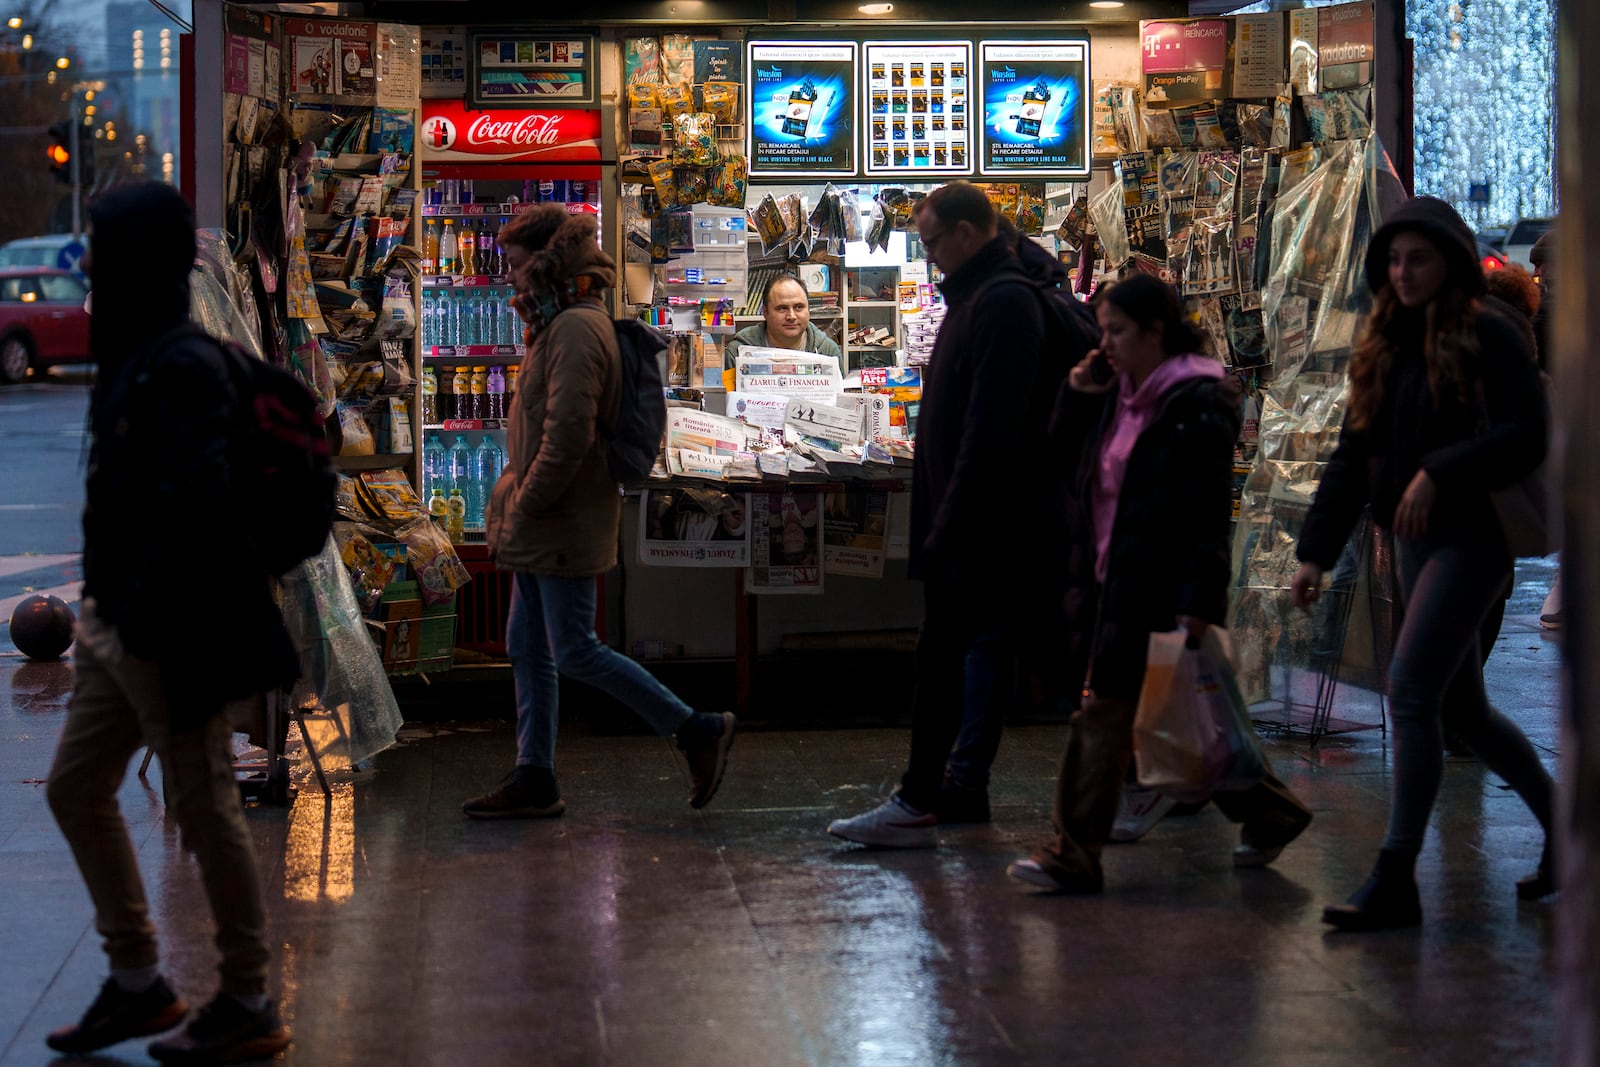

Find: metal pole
<box><xmin>70</xmin><ymin>98</ymin><xmax>80</xmax><ymax>238</ymax></box>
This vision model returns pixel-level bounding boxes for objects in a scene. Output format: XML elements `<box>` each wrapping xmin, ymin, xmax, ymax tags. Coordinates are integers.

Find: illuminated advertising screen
<box><xmin>747</xmin><ymin>41</ymin><xmax>858</xmax><ymax>176</ymax></box>
<box><xmin>977</xmin><ymin>40</ymin><xmax>1091</xmax><ymax>178</ymax></box>
<box><xmin>863</xmin><ymin>41</ymin><xmax>974</xmax><ymax>176</ymax></box>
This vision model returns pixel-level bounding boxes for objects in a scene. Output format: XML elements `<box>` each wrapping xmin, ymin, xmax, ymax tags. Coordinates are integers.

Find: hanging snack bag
<box><xmin>625</xmin><ymin>37</ymin><xmax>662</xmax><ymax>85</ymax></box>
<box><xmin>1301</xmin><ymin>91</ymin><xmax>1338</xmax><ymax>143</ymax></box>
<box><xmin>709</xmin><ymin>155</ymin><xmax>748</xmax><ymax>206</ymax></box>
<box><xmin>399</xmin><ymin>518</ymin><xmax>472</xmax><ymax>606</ymax></box>
<box><xmin>628</xmin><ymin>83</ymin><xmax>661</xmax><ymax>112</ymax></box>
<box><xmin>657</xmin><ymin>84</ymin><xmax>695</xmax><ymax>125</ymax></box>
<box><xmin>1089</xmin><ymin>178</ymin><xmax>1131</xmax><ymax>270</ymax></box>
<box><xmin>673</xmin><ymin>112</ymin><xmax>720</xmax><ymax>166</ymax></box>
<box><xmin>647</xmin><ymin>157</ymin><xmax>682</xmax><ymax>210</ymax></box>
<box><xmin>680</xmin><ymin>167</ymin><xmax>710</xmax><ymax>206</ymax></box>
<box><xmin>701</xmin><ymin>82</ymin><xmax>740</xmax><ymax>126</ymax></box>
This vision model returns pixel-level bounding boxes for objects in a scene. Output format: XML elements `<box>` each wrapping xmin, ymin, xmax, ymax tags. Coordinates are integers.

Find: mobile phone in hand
<box><xmin>1088</xmin><ymin>353</ymin><xmax>1114</xmax><ymax>385</ymax></box>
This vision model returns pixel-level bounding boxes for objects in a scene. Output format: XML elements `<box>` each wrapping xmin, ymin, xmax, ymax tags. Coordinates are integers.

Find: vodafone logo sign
<box><xmin>420</xmin><ymin>101</ymin><xmax>602</xmax><ymax>164</ymax></box>
<box><xmin>422</xmin><ymin>116</ymin><xmax>457</xmax><ymax>151</ymax></box>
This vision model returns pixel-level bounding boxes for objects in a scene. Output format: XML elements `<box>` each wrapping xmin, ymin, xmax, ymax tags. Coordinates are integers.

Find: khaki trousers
<box><xmin>1034</xmin><ymin>697</ymin><xmax>1312</xmax><ymax>880</ymax></box>
<box><xmin>45</xmin><ymin>608</ymin><xmax>270</xmax><ymax>994</ymax></box>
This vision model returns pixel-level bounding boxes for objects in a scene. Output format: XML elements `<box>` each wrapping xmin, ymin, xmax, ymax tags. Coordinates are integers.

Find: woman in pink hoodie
<box><xmin>1008</xmin><ymin>274</ymin><xmax>1311</xmax><ymax>894</ymax></box>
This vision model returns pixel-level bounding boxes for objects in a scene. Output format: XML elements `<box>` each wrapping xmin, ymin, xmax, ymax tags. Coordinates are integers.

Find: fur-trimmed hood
<box><xmin>519</xmin><ymin>206</ymin><xmax>617</xmax><ymax>292</ymax></box>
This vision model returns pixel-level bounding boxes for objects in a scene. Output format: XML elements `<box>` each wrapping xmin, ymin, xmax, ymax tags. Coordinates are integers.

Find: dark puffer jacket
<box><xmin>1052</xmin><ymin>374</ymin><xmax>1242</xmax><ymax>700</ymax></box>
<box><xmin>1298</xmin><ymin>197</ymin><xmax>1546</xmax><ymax>568</ymax></box>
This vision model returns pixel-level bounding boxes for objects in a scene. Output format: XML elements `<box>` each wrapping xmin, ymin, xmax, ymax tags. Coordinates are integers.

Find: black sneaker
<box><xmin>148</xmin><ymin>994</ymin><xmax>291</xmax><ymax>1065</ymax></box>
<box><xmin>933</xmin><ymin>775</ymin><xmax>991</xmax><ymax>824</ymax></box>
<box><xmin>462</xmin><ymin>766</ymin><xmax>565</xmax><ymax>819</ymax></box>
<box><xmin>47</xmin><ymin>976</ymin><xmax>188</xmax><ymax>1054</ymax></box>
<box><xmin>676</xmin><ymin>711</ymin><xmax>736</xmax><ymax>809</ymax></box>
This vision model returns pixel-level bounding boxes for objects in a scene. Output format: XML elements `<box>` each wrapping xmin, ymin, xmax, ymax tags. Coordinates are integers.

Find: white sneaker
<box><xmin>828</xmin><ymin>794</ymin><xmax>936</xmax><ymax>848</ymax></box>
<box><xmin>1109</xmin><ymin>786</ymin><xmax>1177</xmax><ymax>843</ymax></box>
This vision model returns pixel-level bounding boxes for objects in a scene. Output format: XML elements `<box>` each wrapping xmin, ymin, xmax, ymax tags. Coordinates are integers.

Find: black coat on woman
<box><xmin>1050</xmin><ymin>371</ymin><xmax>1242</xmax><ymax>701</ymax></box>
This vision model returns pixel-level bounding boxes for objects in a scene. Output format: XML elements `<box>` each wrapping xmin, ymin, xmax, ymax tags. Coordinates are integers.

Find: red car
<box><xmin>0</xmin><ymin>267</ymin><xmax>91</xmax><ymax>384</ymax></box>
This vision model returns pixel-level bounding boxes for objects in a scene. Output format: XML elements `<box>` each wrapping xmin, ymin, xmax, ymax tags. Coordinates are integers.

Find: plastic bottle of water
<box><xmin>422</xmin><ymin>433</ymin><xmax>447</xmax><ymax>497</ymax></box>
<box><xmin>448</xmin><ymin>433</ymin><xmax>474</xmax><ymax>496</ymax></box>
<box><xmin>503</xmin><ymin>294</ymin><xmax>521</xmax><ymax>345</ymax></box>
<box><xmin>419</xmin><ymin>292</ymin><xmax>435</xmax><ymax>349</ymax></box>
<box><xmin>483</xmin><ymin>295</ymin><xmax>501</xmax><ymax>350</ymax></box>
<box><xmin>448</xmin><ymin>291</ymin><xmax>465</xmax><ymax>347</ymax></box>
<box><xmin>465</xmin><ymin>289</ymin><xmax>485</xmax><ymax>346</ymax></box>
<box><xmin>468</xmin><ymin>434</ymin><xmax>502</xmax><ymax>527</ymax></box>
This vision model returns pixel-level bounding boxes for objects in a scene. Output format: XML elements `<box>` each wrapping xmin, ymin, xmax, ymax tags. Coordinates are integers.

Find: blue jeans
<box><xmin>507</xmin><ymin>572</ymin><xmax>693</xmax><ymax>769</ymax></box>
<box><xmin>943</xmin><ymin>636</ymin><xmax>1017</xmax><ymax>790</ymax></box>
<box><xmin>1384</xmin><ymin>533</ymin><xmax>1554</xmax><ymax>853</ymax></box>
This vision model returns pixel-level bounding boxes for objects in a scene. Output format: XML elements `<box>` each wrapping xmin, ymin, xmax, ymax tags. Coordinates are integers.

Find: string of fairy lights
<box><xmin>1407</xmin><ymin>0</ymin><xmax>1556</xmax><ymax>227</ymax></box>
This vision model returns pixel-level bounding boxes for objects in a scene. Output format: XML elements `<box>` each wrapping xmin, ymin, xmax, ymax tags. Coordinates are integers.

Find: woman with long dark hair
<box><xmin>1291</xmin><ymin>197</ymin><xmax>1556</xmax><ymax>930</ymax></box>
<box><xmin>1008</xmin><ymin>273</ymin><xmax>1311</xmax><ymax>893</ymax></box>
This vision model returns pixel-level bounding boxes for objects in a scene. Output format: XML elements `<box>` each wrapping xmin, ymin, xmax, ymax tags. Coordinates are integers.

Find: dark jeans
<box><xmin>943</xmin><ymin>637</ymin><xmax>1018</xmax><ymax>790</ymax></box>
<box><xmin>899</xmin><ymin>580</ymin><xmax>1020</xmax><ymax>811</ymax></box>
<box><xmin>1385</xmin><ymin>534</ymin><xmax>1554</xmax><ymax>853</ymax></box>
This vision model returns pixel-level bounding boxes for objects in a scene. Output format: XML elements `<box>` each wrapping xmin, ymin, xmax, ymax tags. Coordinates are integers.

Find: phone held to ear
<box><xmin>1088</xmin><ymin>353</ymin><xmax>1114</xmax><ymax>386</ymax></box>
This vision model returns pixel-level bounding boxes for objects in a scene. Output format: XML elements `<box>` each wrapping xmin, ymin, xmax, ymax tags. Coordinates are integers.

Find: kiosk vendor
<box><xmin>723</xmin><ymin>274</ymin><xmax>843</xmax><ymax>368</ymax></box>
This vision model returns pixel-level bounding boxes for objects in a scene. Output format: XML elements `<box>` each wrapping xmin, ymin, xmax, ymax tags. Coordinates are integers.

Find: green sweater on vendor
<box><xmin>722</xmin><ymin>322</ymin><xmax>843</xmax><ymax>370</ymax></box>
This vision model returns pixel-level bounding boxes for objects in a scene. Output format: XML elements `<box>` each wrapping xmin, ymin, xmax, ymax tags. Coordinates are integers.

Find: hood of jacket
<box><xmin>937</xmin><ymin>234</ymin><xmax>1026</xmax><ymax>307</ymax></box>
<box><xmin>1364</xmin><ymin>195</ymin><xmax>1484</xmax><ymax>298</ymax></box>
<box><xmin>88</xmin><ymin>182</ymin><xmax>195</xmax><ymax>369</ymax></box>
<box><xmin>1012</xmin><ymin>230</ymin><xmax>1069</xmax><ymax>290</ymax></box>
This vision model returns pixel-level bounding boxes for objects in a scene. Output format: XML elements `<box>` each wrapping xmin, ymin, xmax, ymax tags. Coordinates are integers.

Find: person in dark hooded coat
<box><xmin>44</xmin><ymin>182</ymin><xmax>294</xmax><ymax>1062</ymax></box>
<box><xmin>1291</xmin><ymin>196</ymin><xmax>1556</xmax><ymax>930</ymax></box>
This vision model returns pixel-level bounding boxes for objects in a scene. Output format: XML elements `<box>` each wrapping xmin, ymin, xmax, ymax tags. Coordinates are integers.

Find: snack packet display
<box><xmin>625</xmin><ymin>37</ymin><xmax>662</xmax><ymax>85</ymax></box>
<box><xmin>647</xmin><ymin>158</ymin><xmax>682</xmax><ymax>209</ymax></box>
<box><xmin>680</xmin><ymin>167</ymin><xmax>710</xmax><ymax>206</ymax></box>
<box><xmin>701</xmin><ymin>81</ymin><xmax>739</xmax><ymax>125</ymax></box>
<box><xmin>673</xmin><ymin>112</ymin><xmax>719</xmax><ymax>166</ymax></box>
<box><xmin>1092</xmin><ymin>82</ymin><xmax>1122</xmax><ymax>157</ymax></box>
<box><xmin>628</xmin><ymin>83</ymin><xmax>661</xmax><ymax>111</ymax></box>
<box><xmin>657</xmin><ymin>84</ymin><xmax>694</xmax><ymax>124</ymax></box>
<box><xmin>336</xmin><ymin>401</ymin><xmax>376</xmax><ymax>456</ymax></box>
<box><xmin>398</xmin><ymin>517</ymin><xmax>472</xmax><ymax>606</ymax></box>
<box><xmin>708</xmin><ymin>155</ymin><xmax>748</xmax><ymax>207</ymax></box>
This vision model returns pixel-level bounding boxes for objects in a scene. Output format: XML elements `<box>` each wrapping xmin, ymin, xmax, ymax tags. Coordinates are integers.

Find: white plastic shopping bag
<box><xmin>1133</xmin><ymin>628</ymin><xmax>1267</xmax><ymax>801</ymax></box>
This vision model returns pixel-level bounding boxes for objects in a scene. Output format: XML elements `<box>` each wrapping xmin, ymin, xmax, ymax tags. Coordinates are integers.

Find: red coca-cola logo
<box><xmin>466</xmin><ymin>113</ymin><xmax>564</xmax><ymax>148</ymax></box>
<box><xmin>422</xmin><ymin>115</ymin><xmax>456</xmax><ymax>151</ymax></box>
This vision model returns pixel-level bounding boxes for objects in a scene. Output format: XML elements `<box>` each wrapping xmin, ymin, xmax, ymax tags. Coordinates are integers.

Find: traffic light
<box><xmin>46</xmin><ymin>121</ymin><xmax>71</xmax><ymax>184</ymax></box>
<box><xmin>76</xmin><ymin>123</ymin><xmax>95</xmax><ymax>188</ymax></box>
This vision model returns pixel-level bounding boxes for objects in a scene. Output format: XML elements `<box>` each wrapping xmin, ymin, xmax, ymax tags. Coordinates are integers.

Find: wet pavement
<box><xmin>0</xmin><ymin>600</ymin><xmax>1563</xmax><ymax>1066</ymax></box>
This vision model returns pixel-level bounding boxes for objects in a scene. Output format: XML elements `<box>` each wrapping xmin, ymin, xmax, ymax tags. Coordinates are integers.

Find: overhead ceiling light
<box><xmin>859</xmin><ymin>3</ymin><xmax>894</xmax><ymax>13</ymax></box>
<box><xmin>1088</xmin><ymin>1</ymin><xmax>1125</xmax><ymax>7</ymax></box>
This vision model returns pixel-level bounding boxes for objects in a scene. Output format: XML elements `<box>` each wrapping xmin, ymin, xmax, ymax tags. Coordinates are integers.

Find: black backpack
<box><xmin>606</xmin><ymin>317</ymin><xmax>669</xmax><ymax>487</ymax></box>
<box><xmin>216</xmin><ymin>339</ymin><xmax>337</xmax><ymax>576</ymax></box>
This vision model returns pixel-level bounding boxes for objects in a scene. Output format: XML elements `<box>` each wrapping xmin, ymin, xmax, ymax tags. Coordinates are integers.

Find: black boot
<box><xmin>1322</xmin><ymin>848</ymin><xmax>1423</xmax><ymax>931</ymax></box>
<box><xmin>1516</xmin><ymin>839</ymin><xmax>1556</xmax><ymax>900</ymax></box>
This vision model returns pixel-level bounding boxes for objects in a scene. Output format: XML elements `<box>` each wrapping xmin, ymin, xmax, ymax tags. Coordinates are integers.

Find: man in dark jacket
<box><xmin>44</xmin><ymin>183</ymin><xmax>295</xmax><ymax>1063</ymax></box>
<box><xmin>828</xmin><ymin>181</ymin><xmax>1057</xmax><ymax>847</ymax></box>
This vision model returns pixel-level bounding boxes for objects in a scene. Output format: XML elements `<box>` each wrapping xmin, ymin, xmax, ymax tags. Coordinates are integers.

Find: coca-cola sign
<box><xmin>420</xmin><ymin>101</ymin><xmax>602</xmax><ymax>164</ymax></box>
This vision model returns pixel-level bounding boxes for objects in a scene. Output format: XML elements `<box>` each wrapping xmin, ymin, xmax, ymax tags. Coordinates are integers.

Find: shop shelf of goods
<box><xmin>421</xmin><ymin>201</ymin><xmax>597</xmax><ymax>218</ymax></box>
<box><xmin>423</xmin><ymin>419</ymin><xmax>507</xmax><ymax>432</ymax></box>
<box><xmin>423</xmin><ymin>275</ymin><xmax>512</xmax><ymax>287</ymax></box>
<box><xmin>426</xmin><ymin>345</ymin><xmax>523</xmax><ymax>359</ymax></box>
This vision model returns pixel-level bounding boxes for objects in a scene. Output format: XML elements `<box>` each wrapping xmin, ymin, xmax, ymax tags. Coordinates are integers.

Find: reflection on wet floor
<box><xmin>0</xmin><ymin>615</ymin><xmax>1563</xmax><ymax>1066</ymax></box>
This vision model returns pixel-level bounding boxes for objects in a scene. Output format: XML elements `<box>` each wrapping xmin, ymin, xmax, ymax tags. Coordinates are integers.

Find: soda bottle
<box><xmin>440</xmin><ymin>220</ymin><xmax>458</xmax><ymax>275</ymax></box>
<box><xmin>422</xmin><ymin>220</ymin><xmax>439</xmax><ymax>274</ymax></box>
<box><xmin>505</xmin><ymin>364</ymin><xmax>519</xmax><ymax>407</ymax></box>
<box><xmin>429</xmin><ymin>487</ymin><xmax>449</xmax><ymax>529</ymax></box>
<box><xmin>540</xmin><ymin>179</ymin><xmax>555</xmax><ymax>202</ymax></box>
<box><xmin>423</xmin><ymin>433</ymin><xmax>447</xmax><ymax>496</ymax></box>
<box><xmin>469</xmin><ymin>365</ymin><xmax>489</xmax><ymax>420</ymax></box>
<box><xmin>487</xmin><ymin>365</ymin><xmax>505</xmax><ymax>420</ymax></box>
<box><xmin>446</xmin><ymin>488</ymin><xmax>466</xmax><ymax>543</ymax></box>
<box><xmin>450</xmin><ymin>368</ymin><xmax>470</xmax><ymax>420</ymax></box>
<box><xmin>457</xmin><ymin>220</ymin><xmax>476</xmax><ymax>276</ymax></box>
<box><xmin>421</xmin><ymin>366</ymin><xmax>439</xmax><ymax>424</ymax></box>
<box><xmin>478</xmin><ymin>223</ymin><xmax>496</xmax><ymax>277</ymax></box>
